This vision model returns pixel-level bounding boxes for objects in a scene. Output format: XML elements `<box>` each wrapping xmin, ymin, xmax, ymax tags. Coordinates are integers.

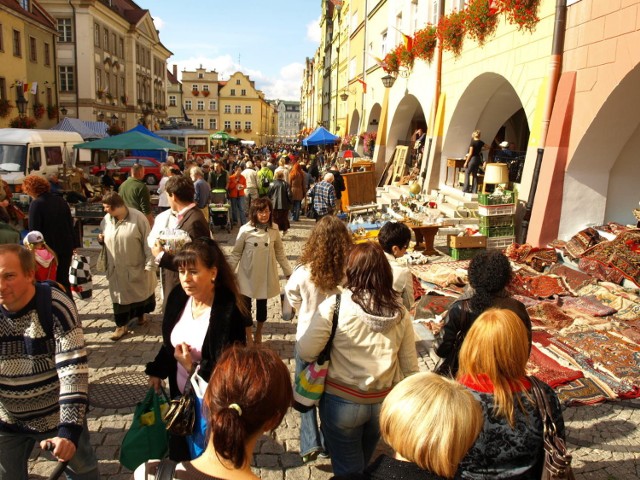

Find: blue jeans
<box><xmin>319</xmin><ymin>392</ymin><xmax>382</xmax><ymax>476</ymax></box>
<box><xmin>0</xmin><ymin>420</ymin><xmax>99</xmax><ymax>480</ymax></box>
<box><xmin>292</xmin><ymin>200</ymin><xmax>302</xmax><ymax>221</ymax></box>
<box><xmin>294</xmin><ymin>347</ymin><xmax>324</xmax><ymax>457</ymax></box>
<box><xmin>230</xmin><ymin>196</ymin><xmax>246</xmax><ymax>225</ymax></box>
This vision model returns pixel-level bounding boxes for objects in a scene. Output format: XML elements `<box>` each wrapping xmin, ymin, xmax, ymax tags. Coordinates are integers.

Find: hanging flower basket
<box><xmin>437</xmin><ymin>10</ymin><xmax>467</xmax><ymax>57</ymax></box>
<box><xmin>397</xmin><ymin>44</ymin><xmax>415</xmax><ymax>71</ymax></box>
<box><xmin>192</xmin><ymin>90</ymin><xmax>200</xmax><ymax>96</ymax></box>
<box><xmin>121</xmin><ymin>95</ymin><xmax>128</xmax><ymax>106</ymax></box>
<box><xmin>47</xmin><ymin>105</ymin><xmax>58</xmax><ymax>119</ymax></box>
<box><xmin>466</xmin><ymin>0</ymin><xmax>500</xmax><ymax>46</ymax></box>
<box><xmin>412</xmin><ymin>25</ymin><xmax>438</xmax><ymax>64</ymax></box>
<box><xmin>0</xmin><ymin>99</ymin><xmax>13</xmax><ymax>118</ymax></box>
<box><xmin>33</xmin><ymin>103</ymin><xmax>45</xmax><ymax>120</ymax></box>
<box><xmin>498</xmin><ymin>0</ymin><xmax>541</xmax><ymax>32</ymax></box>
<box><xmin>202</xmin><ymin>90</ymin><xmax>210</xmax><ymax>97</ymax></box>
<box><xmin>107</xmin><ymin>124</ymin><xmax>123</xmax><ymax>136</ymax></box>
<box><xmin>383</xmin><ymin>49</ymin><xmax>400</xmax><ymax>75</ymax></box>
<box><xmin>9</xmin><ymin>116</ymin><xmax>37</xmax><ymax>128</ymax></box>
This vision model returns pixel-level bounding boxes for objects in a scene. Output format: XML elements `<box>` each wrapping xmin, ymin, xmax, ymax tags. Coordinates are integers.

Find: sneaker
<box><xmin>301</xmin><ymin>451</ymin><xmax>320</xmax><ymax>464</ymax></box>
<box><xmin>318</xmin><ymin>451</ymin><xmax>330</xmax><ymax>458</ymax></box>
<box><xmin>110</xmin><ymin>326</ymin><xmax>128</xmax><ymax>341</ymax></box>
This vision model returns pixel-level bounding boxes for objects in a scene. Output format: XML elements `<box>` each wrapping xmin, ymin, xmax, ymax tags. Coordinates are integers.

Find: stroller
<box><xmin>209</xmin><ymin>188</ymin><xmax>232</xmax><ymax>233</ymax></box>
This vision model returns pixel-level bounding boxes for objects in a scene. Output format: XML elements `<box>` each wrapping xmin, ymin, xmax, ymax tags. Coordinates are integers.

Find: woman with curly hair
<box><xmin>436</xmin><ymin>250</ymin><xmax>531</xmax><ymax>377</ymax></box>
<box><xmin>298</xmin><ymin>242</ymin><xmax>419</xmax><ymax>476</ymax></box>
<box><xmin>284</xmin><ymin>215</ymin><xmax>353</xmax><ymax>463</ymax></box>
<box><xmin>23</xmin><ymin>174</ymin><xmax>78</xmax><ymax>293</ymax></box>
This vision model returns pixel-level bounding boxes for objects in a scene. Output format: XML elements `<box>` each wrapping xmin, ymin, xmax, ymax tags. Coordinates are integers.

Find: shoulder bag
<box><xmin>529</xmin><ymin>376</ymin><xmax>575</xmax><ymax>480</ymax></box>
<box><xmin>293</xmin><ymin>294</ymin><xmax>341</xmax><ymax>413</ymax></box>
<box><xmin>434</xmin><ymin>300</ymin><xmax>468</xmax><ymax>377</ymax></box>
<box><xmin>163</xmin><ymin>373</ymin><xmax>196</xmax><ymax>437</ymax></box>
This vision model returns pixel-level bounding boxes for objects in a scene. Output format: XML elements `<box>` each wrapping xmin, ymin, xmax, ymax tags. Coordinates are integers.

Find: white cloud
<box><xmin>173</xmin><ymin>57</ymin><xmax>302</xmax><ymax>101</ymax></box>
<box><xmin>306</xmin><ymin>17</ymin><xmax>321</xmax><ymax>44</ymax></box>
<box><xmin>152</xmin><ymin>17</ymin><xmax>165</xmax><ymax>31</ymax></box>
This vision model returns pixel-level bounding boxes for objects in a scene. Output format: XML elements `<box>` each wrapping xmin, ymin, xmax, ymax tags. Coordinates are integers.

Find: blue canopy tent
<box><xmin>126</xmin><ymin>124</ymin><xmax>174</xmax><ymax>161</ymax></box>
<box><xmin>51</xmin><ymin>117</ymin><xmax>108</xmax><ymax>140</ymax></box>
<box><xmin>302</xmin><ymin>126</ymin><xmax>340</xmax><ymax>146</ymax></box>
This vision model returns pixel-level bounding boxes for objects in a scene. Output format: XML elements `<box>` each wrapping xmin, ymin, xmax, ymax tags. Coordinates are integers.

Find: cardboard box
<box><xmin>82</xmin><ymin>225</ymin><xmax>102</xmax><ymax>237</ymax></box>
<box><xmin>447</xmin><ymin>234</ymin><xmax>487</xmax><ymax>249</ymax></box>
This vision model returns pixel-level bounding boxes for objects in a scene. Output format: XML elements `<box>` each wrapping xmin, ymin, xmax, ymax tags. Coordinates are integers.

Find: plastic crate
<box><xmin>478</xmin><ymin>190</ymin><xmax>515</xmax><ymax>206</ymax></box>
<box><xmin>479</xmin><ymin>215</ymin><xmax>514</xmax><ymax>228</ymax></box>
<box><xmin>478</xmin><ymin>204</ymin><xmax>516</xmax><ymax>216</ymax></box>
<box><xmin>450</xmin><ymin>247</ymin><xmax>484</xmax><ymax>260</ymax></box>
<box><xmin>487</xmin><ymin>236</ymin><xmax>516</xmax><ymax>250</ymax></box>
<box><xmin>479</xmin><ymin>225</ymin><xmax>515</xmax><ymax>238</ymax></box>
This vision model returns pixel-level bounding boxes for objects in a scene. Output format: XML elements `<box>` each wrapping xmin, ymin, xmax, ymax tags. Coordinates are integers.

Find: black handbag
<box><xmin>529</xmin><ymin>376</ymin><xmax>576</xmax><ymax>480</ymax></box>
<box><xmin>434</xmin><ymin>300</ymin><xmax>469</xmax><ymax>377</ymax></box>
<box><xmin>162</xmin><ymin>379</ymin><xmax>196</xmax><ymax>437</ymax></box>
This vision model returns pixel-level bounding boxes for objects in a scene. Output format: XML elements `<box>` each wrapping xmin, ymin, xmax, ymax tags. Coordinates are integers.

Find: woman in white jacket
<box><xmin>297</xmin><ymin>242</ymin><xmax>419</xmax><ymax>477</ymax></box>
<box><xmin>228</xmin><ymin>197</ymin><xmax>292</xmax><ymax>344</ymax></box>
<box><xmin>284</xmin><ymin>216</ymin><xmax>353</xmax><ymax>463</ymax></box>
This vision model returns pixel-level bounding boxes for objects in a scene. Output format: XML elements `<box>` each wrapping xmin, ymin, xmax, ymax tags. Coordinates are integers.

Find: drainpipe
<box><xmin>421</xmin><ymin>0</ymin><xmax>445</xmax><ymax>183</ymax></box>
<box><xmin>520</xmin><ymin>0</ymin><xmax>567</xmax><ymax>243</ymax></box>
<box><xmin>70</xmin><ymin>0</ymin><xmax>79</xmax><ymax>118</ymax></box>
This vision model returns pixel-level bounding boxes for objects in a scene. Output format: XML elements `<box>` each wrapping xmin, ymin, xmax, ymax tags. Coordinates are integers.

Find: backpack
<box><xmin>34</xmin><ymin>281</ymin><xmax>62</xmax><ymax>339</ymax></box>
<box><xmin>260</xmin><ymin>170</ymin><xmax>271</xmax><ymax>189</ymax></box>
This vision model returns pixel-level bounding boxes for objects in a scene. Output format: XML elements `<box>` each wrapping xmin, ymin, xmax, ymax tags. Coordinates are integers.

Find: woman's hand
<box><xmin>148</xmin><ymin>376</ymin><xmax>163</xmax><ymax>393</ymax></box>
<box><xmin>174</xmin><ymin>342</ymin><xmax>193</xmax><ymax>372</ymax></box>
<box><xmin>151</xmin><ymin>241</ymin><xmax>163</xmax><ymax>257</ymax></box>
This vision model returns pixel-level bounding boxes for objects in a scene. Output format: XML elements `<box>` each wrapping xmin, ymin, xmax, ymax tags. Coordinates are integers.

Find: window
<box><xmin>209</xmin><ymin>100</ymin><xmax>217</xmax><ymax>110</ymax></box>
<box><xmin>112</xmin><ymin>33</ymin><xmax>117</xmax><ymax>54</ymax></box>
<box><xmin>94</xmin><ymin>24</ymin><xmax>100</xmax><ymax>46</ymax></box>
<box><xmin>431</xmin><ymin>0</ymin><xmax>440</xmax><ymax>24</ymax></box>
<box><xmin>13</xmin><ymin>30</ymin><xmax>21</xmax><ymax>57</ymax></box>
<box><xmin>241</xmin><ymin>89</ymin><xmax>246</xmax><ymax>96</ymax></box>
<box><xmin>349</xmin><ymin>57</ymin><xmax>356</xmax><ymax>78</ymax></box>
<box><xmin>244</xmin><ymin>105</ymin><xmax>252</xmax><ymax>114</ymax></box>
<box><xmin>198</xmin><ymin>73</ymin><xmax>203</xmax><ymax>79</ymax></box>
<box><xmin>192</xmin><ymin>84</ymin><xmax>198</xmax><ymax>91</ymax></box>
<box><xmin>169</xmin><ymin>95</ymin><xmax>176</xmax><ymax>106</ymax></box>
<box><xmin>196</xmin><ymin>118</ymin><xmax>204</xmax><ymax>129</ymax></box>
<box><xmin>29</xmin><ymin>36</ymin><xmax>36</xmax><ymax>62</ymax></box>
<box><xmin>103</xmin><ymin>29</ymin><xmax>109</xmax><ymax>52</ymax></box>
<box><xmin>244</xmin><ymin>121</ymin><xmax>251</xmax><ymax>131</ymax></box>
<box><xmin>95</xmin><ymin>68</ymin><xmax>101</xmax><ymax>90</ymax></box>
<box><xmin>381</xmin><ymin>30</ymin><xmax>388</xmax><ymax>56</ymax></box>
<box><xmin>19</xmin><ymin>0</ymin><xmax>29</xmax><ymax>9</ymax></box>
<box><xmin>60</xmin><ymin>66</ymin><xmax>74</xmax><ymax>91</ymax></box>
<box><xmin>44</xmin><ymin>43</ymin><xmax>50</xmax><ymax>66</ymax></box>
<box><xmin>230</xmin><ymin>89</ymin><xmax>236</xmax><ymax>96</ymax></box>
<box><xmin>224</xmin><ymin>120</ymin><xmax>231</xmax><ymax>130</ymax></box>
<box><xmin>185</xmin><ymin>100</ymin><xmax>192</xmax><ymax>110</ymax></box>
<box><xmin>197</xmin><ymin>100</ymin><xmax>204</xmax><ymax>111</ymax></box>
<box><xmin>119</xmin><ymin>38</ymin><xmax>124</xmax><ymax>58</ymax></box>
<box><xmin>57</xmin><ymin>19</ymin><xmax>72</xmax><ymax>42</ymax></box>
<box><xmin>234</xmin><ymin>121</ymin><xmax>241</xmax><ymax>130</ymax></box>
<box><xmin>0</xmin><ymin>25</ymin><xmax>3</xmax><ymax>52</ymax></box>
<box><xmin>350</xmin><ymin>9</ymin><xmax>358</xmax><ymax>33</ymax></box>
<box><xmin>209</xmin><ymin>118</ymin><xmax>217</xmax><ymax>129</ymax></box>
<box><xmin>46</xmin><ymin>87</ymin><xmax>52</xmax><ymax>106</ymax></box>
<box><xmin>236</xmin><ymin>79</ymin><xmax>240</xmax><ymax>85</ymax></box>
<box><xmin>0</xmin><ymin>78</ymin><xmax>6</xmax><ymax>100</ymax></box>
<box><xmin>234</xmin><ymin>105</ymin><xmax>241</xmax><ymax>114</ymax></box>
<box><xmin>224</xmin><ymin>104</ymin><xmax>231</xmax><ymax>114</ymax></box>
<box><xmin>45</xmin><ymin>147</ymin><xmax>63</xmax><ymax>166</ymax></box>
<box><xmin>203</xmin><ymin>85</ymin><xmax>209</xmax><ymax>92</ymax></box>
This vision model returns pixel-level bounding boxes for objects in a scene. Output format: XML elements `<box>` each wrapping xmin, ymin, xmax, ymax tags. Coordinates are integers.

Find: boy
<box><xmin>378</xmin><ymin>222</ymin><xmax>414</xmax><ymax>309</ymax></box>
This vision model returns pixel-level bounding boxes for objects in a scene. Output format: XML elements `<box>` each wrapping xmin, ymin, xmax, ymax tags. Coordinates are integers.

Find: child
<box><xmin>378</xmin><ymin>221</ymin><xmax>414</xmax><ymax>309</ymax></box>
<box><xmin>23</xmin><ymin>230</ymin><xmax>58</xmax><ymax>282</ymax></box>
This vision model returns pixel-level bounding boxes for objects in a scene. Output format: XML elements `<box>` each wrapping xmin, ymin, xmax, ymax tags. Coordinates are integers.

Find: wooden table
<box><xmin>446</xmin><ymin>158</ymin><xmax>465</xmax><ymax>186</ymax></box>
<box><xmin>406</xmin><ymin>223</ymin><xmax>451</xmax><ymax>255</ymax></box>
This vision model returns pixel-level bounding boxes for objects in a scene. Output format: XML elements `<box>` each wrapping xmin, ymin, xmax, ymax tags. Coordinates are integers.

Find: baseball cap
<box><xmin>24</xmin><ymin>230</ymin><xmax>45</xmax><ymax>245</ymax></box>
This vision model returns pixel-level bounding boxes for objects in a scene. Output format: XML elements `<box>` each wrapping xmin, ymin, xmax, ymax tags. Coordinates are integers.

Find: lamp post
<box><xmin>15</xmin><ymin>84</ymin><xmax>28</xmax><ymax>117</ymax></box>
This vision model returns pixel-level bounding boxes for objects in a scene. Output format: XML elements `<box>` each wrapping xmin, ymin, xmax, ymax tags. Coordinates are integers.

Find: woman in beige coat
<box><xmin>228</xmin><ymin>197</ymin><xmax>292</xmax><ymax>344</ymax></box>
<box><xmin>99</xmin><ymin>192</ymin><xmax>157</xmax><ymax>340</ymax></box>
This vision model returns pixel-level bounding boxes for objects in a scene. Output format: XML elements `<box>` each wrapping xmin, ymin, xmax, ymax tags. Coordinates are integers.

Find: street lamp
<box><xmin>97</xmin><ymin>111</ymin><xmax>104</xmax><ymax>121</ymax></box>
<box><xmin>381</xmin><ymin>74</ymin><xmax>396</xmax><ymax>89</ymax></box>
<box><xmin>339</xmin><ymin>92</ymin><xmax>349</xmax><ymax>102</ymax></box>
<box><xmin>16</xmin><ymin>96</ymin><xmax>28</xmax><ymax>116</ymax></box>
<box><xmin>111</xmin><ymin>114</ymin><xmax>118</xmax><ymax>123</ymax></box>
<box><xmin>60</xmin><ymin>105</ymin><xmax>68</xmax><ymax>116</ymax></box>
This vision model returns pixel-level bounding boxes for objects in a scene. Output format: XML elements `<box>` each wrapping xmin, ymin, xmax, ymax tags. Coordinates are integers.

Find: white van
<box><xmin>0</xmin><ymin>129</ymin><xmax>87</xmax><ymax>190</ymax></box>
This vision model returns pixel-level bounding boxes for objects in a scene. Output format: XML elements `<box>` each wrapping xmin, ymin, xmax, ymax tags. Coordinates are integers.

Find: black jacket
<box><xmin>332</xmin><ymin>455</ymin><xmax>452</xmax><ymax>480</ymax></box>
<box><xmin>268</xmin><ymin>179</ymin><xmax>292</xmax><ymax>210</ymax></box>
<box><xmin>145</xmin><ymin>284</ymin><xmax>251</xmax><ymax>396</ymax></box>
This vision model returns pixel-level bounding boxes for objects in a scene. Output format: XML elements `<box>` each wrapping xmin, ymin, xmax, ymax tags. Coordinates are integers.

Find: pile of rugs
<box><xmin>410</xmin><ymin>224</ymin><xmax>640</xmax><ymax>406</ymax></box>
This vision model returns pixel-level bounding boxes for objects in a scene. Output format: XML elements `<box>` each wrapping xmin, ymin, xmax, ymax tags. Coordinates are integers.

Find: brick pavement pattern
<box><xmin>27</xmin><ymin>217</ymin><xmax>640</xmax><ymax>479</ymax></box>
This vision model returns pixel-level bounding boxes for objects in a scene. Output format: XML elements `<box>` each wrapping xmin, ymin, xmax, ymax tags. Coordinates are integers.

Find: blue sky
<box><xmin>137</xmin><ymin>1</ymin><xmax>321</xmax><ymax>101</ymax></box>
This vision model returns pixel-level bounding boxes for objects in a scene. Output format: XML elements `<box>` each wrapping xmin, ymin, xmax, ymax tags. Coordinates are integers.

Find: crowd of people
<box><xmin>0</xmin><ymin>144</ymin><xmax>568</xmax><ymax>480</ymax></box>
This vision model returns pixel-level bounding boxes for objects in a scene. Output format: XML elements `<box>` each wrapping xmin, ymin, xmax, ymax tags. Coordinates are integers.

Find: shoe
<box><xmin>110</xmin><ymin>326</ymin><xmax>128</xmax><ymax>341</ymax></box>
<box><xmin>137</xmin><ymin>314</ymin><xmax>150</xmax><ymax>326</ymax></box>
<box><xmin>301</xmin><ymin>451</ymin><xmax>320</xmax><ymax>464</ymax></box>
<box><xmin>318</xmin><ymin>451</ymin><xmax>330</xmax><ymax>459</ymax></box>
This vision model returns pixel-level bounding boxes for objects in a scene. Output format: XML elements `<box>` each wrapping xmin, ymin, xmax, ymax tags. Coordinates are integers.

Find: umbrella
<box><xmin>302</xmin><ymin>126</ymin><xmax>340</xmax><ymax>146</ymax></box>
<box><xmin>338</xmin><ymin>149</ymin><xmax>360</xmax><ymax>159</ymax></box>
<box><xmin>74</xmin><ymin>131</ymin><xmax>186</xmax><ymax>151</ymax></box>
<box><xmin>211</xmin><ymin>131</ymin><xmax>232</xmax><ymax>141</ymax></box>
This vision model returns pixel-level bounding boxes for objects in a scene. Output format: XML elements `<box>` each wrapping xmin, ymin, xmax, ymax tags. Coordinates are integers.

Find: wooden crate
<box><xmin>447</xmin><ymin>234</ymin><xmax>487</xmax><ymax>249</ymax></box>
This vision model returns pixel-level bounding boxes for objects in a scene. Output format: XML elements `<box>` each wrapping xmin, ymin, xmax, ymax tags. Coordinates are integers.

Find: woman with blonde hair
<box><xmin>456</xmin><ymin>308</ymin><xmax>566</xmax><ymax>478</ymax></box>
<box><xmin>333</xmin><ymin>372</ymin><xmax>483</xmax><ymax>479</ymax></box>
<box><xmin>462</xmin><ymin>129</ymin><xmax>487</xmax><ymax>194</ymax></box>
<box><xmin>285</xmin><ymin>215</ymin><xmax>353</xmax><ymax>463</ymax></box>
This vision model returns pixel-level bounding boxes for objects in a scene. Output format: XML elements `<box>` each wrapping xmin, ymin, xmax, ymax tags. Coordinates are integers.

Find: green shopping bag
<box><xmin>119</xmin><ymin>388</ymin><xmax>169</xmax><ymax>471</ymax></box>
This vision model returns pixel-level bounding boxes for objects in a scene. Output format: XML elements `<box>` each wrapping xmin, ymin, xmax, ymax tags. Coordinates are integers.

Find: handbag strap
<box><xmin>317</xmin><ymin>294</ymin><xmax>341</xmax><ymax>364</ymax></box>
<box><xmin>155</xmin><ymin>458</ymin><xmax>177</xmax><ymax>480</ymax></box>
<box><xmin>528</xmin><ymin>376</ymin><xmax>558</xmax><ymax>436</ymax></box>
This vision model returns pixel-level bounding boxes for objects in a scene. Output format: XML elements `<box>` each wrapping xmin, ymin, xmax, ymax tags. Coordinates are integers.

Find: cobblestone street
<box><xmin>28</xmin><ymin>217</ymin><xmax>640</xmax><ymax>479</ymax></box>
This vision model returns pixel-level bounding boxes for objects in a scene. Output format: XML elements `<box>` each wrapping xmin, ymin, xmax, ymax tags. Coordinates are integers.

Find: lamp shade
<box><xmin>483</xmin><ymin>163</ymin><xmax>509</xmax><ymax>184</ymax></box>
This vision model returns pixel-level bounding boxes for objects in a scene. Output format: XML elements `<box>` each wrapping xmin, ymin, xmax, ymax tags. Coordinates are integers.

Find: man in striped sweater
<box><xmin>0</xmin><ymin>245</ymin><xmax>98</xmax><ymax>479</ymax></box>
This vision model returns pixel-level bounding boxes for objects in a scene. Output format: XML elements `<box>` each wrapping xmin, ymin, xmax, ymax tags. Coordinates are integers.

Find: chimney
<box><xmin>173</xmin><ymin>64</ymin><xmax>178</xmax><ymax>78</ymax></box>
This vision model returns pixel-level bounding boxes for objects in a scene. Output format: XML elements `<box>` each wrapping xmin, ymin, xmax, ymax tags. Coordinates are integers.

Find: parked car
<box><xmin>90</xmin><ymin>157</ymin><xmax>162</xmax><ymax>185</ymax></box>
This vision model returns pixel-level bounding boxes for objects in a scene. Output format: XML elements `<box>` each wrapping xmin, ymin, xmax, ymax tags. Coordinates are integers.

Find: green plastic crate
<box><xmin>478</xmin><ymin>190</ymin><xmax>515</xmax><ymax>206</ymax></box>
<box><xmin>450</xmin><ymin>247</ymin><xmax>485</xmax><ymax>260</ymax></box>
<box><xmin>479</xmin><ymin>225</ymin><xmax>515</xmax><ymax>238</ymax></box>
<box><xmin>479</xmin><ymin>215</ymin><xmax>514</xmax><ymax>228</ymax></box>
